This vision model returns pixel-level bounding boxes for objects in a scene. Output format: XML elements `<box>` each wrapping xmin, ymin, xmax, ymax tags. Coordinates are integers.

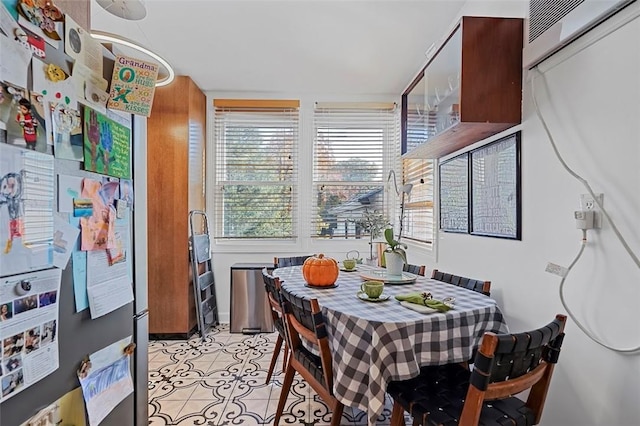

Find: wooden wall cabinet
<box><xmin>147</xmin><ymin>76</ymin><xmax>206</xmax><ymax>337</ymax></box>
<box><xmin>402</xmin><ymin>16</ymin><xmax>523</xmax><ymax>159</ymax></box>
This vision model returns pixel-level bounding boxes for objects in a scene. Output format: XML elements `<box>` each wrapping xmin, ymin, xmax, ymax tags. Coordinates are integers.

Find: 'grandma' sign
<box><xmin>107</xmin><ymin>55</ymin><xmax>159</xmax><ymax>117</ymax></box>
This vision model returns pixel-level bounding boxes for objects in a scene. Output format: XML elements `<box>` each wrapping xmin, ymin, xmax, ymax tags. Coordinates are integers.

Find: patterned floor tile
<box><xmin>172</xmin><ymin>399</ymin><xmax>229</xmax><ymax>425</ymax></box>
<box><xmin>189</xmin><ymin>378</ymin><xmax>237</xmax><ymax>400</ymax></box>
<box><xmin>206</xmin><ymin>360</ymin><xmax>247</xmax><ymax>380</ymax></box>
<box><xmin>149</xmin><ymin>360</ymin><xmax>182</xmax><ymax>381</ymax></box>
<box><xmin>148</xmin><ymin>398</ymin><xmax>189</xmax><ymax>423</ymax></box>
<box><xmin>148</xmin><ymin>348</ymin><xmax>187</xmax><ymax>365</ymax></box>
<box><xmin>219</xmin><ymin>398</ymin><xmax>271</xmax><ymax>425</ymax></box>
<box><xmin>263</xmin><ymin>397</ymin><xmax>308</xmax><ymax>425</ymax></box>
<box><xmin>148</xmin><ymin>325</ymin><xmax>410</xmax><ymax>425</ymax></box>
<box><xmin>308</xmin><ymin>397</ymin><xmax>355</xmax><ymax>425</ymax></box>
<box><xmin>149</xmin><ymin>377</ymin><xmax>200</xmax><ymax>400</ymax></box>
<box><xmin>147</xmin><ymin>415</ymin><xmax>172</xmax><ymax>426</ymax></box>
<box><xmin>170</xmin><ymin>359</ymin><xmax>216</xmax><ymax>379</ymax></box>
<box><xmin>230</xmin><ymin>378</ymin><xmax>274</xmax><ymax>400</ymax></box>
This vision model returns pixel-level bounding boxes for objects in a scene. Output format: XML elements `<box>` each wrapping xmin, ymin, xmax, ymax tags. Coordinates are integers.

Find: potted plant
<box><xmin>384</xmin><ymin>227</ymin><xmax>407</xmax><ymax>275</ymax></box>
<box><xmin>350</xmin><ymin>209</ymin><xmax>389</xmax><ymax>265</ymax></box>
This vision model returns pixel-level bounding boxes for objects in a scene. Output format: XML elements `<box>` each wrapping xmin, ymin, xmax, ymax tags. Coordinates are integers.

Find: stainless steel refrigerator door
<box><xmin>133</xmin><ymin>115</ymin><xmax>149</xmax><ymax>315</ymax></box>
<box><xmin>134</xmin><ymin>310</ymin><xmax>149</xmax><ymax>425</ymax></box>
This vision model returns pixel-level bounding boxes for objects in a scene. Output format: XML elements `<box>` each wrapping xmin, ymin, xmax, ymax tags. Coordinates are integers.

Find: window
<box><xmin>213</xmin><ymin>99</ymin><xmax>299</xmax><ymax>239</ymax></box>
<box><xmin>402</xmin><ymin>88</ymin><xmax>435</xmax><ymax>247</ymax></box>
<box><xmin>312</xmin><ymin>103</ymin><xmax>397</xmax><ymax>239</ymax></box>
<box><xmin>401</xmin><ymin>158</ymin><xmax>434</xmax><ymax>246</ymax></box>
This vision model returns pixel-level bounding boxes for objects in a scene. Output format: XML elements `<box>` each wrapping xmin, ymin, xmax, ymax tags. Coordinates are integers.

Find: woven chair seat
<box><xmin>388</xmin><ymin>363</ymin><xmax>535</xmax><ymax>426</ymax></box>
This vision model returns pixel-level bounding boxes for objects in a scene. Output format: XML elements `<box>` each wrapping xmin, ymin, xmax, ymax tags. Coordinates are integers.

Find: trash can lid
<box><xmin>230</xmin><ymin>263</ymin><xmax>274</xmax><ymax>270</ymax></box>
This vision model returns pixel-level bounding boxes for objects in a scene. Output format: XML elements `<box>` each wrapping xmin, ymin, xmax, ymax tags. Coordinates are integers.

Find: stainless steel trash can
<box><xmin>230</xmin><ymin>263</ymin><xmax>275</xmax><ymax>334</ymax></box>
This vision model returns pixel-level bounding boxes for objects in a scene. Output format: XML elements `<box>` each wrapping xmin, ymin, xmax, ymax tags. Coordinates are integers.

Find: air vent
<box><xmin>524</xmin><ymin>0</ymin><xmax>636</xmax><ymax>68</ymax></box>
<box><xmin>529</xmin><ymin>0</ymin><xmax>584</xmax><ymax>42</ymax></box>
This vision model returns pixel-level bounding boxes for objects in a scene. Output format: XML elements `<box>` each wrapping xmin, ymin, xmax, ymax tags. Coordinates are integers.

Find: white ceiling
<box><xmin>89</xmin><ymin>0</ymin><xmax>525</xmax><ymax>95</ymax></box>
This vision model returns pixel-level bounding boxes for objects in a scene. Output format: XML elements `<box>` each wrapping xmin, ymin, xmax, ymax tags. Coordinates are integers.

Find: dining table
<box><xmin>273</xmin><ymin>264</ymin><xmax>509</xmax><ymax>426</ymax></box>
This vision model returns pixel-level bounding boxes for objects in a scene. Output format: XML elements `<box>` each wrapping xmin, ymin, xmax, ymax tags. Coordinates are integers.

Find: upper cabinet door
<box><xmin>402</xmin><ymin>17</ymin><xmax>523</xmax><ymax>159</ymax></box>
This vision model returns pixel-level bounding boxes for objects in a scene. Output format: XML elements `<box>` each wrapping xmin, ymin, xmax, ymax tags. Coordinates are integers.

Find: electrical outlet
<box><xmin>580</xmin><ymin>193</ymin><xmax>604</xmax><ymax>228</ymax></box>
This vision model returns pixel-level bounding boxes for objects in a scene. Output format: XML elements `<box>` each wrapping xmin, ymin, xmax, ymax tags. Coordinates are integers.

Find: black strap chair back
<box><xmin>261</xmin><ymin>269</ymin><xmax>288</xmax><ymax>384</ymax></box>
<box><xmin>281</xmin><ymin>288</ymin><xmax>318</xmax><ymax>338</ymax></box>
<box><xmin>274</xmin><ymin>255</ymin><xmax>313</xmax><ymax>268</ymax></box>
<box><xmin>389</xmin><ymin>314</ymin><xmax>567</xmax><ymax>426</ymax></box>
<box><xmin>262</xmin><ymin>268</ymin><xmax>282</xmax><ymax>312</ymax></box>
<box><xmin>275</xmin><ymin>286</ymin><xmax>343</xmax><ymax>425</ymax></box>
<box><xmin>431</xmin><ymin>269</ymin><xmax>491</xmax><ymax>296</ymax></box>
<box><xmin>404</xmin><ymin>263</ymin><xmax>426</xmax><ymax>276</ymax></box>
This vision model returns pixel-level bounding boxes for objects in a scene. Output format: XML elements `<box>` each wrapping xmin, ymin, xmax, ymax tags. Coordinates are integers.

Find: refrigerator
<box><xmin>0</xmin><ymin>89</ymin><xmax>150</xmax><ymax>426</ymax></box>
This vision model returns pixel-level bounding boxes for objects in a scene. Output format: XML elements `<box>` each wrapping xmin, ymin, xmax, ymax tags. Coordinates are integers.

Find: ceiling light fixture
<box><xmin>91</xmin><ymin>31</ymin><xmax>175</xmax><ymax>87</ymax></box>
<box><xmin>95</xmin><ymin>0</ymin><xmax>147</xmax><ymax>21</ymax></box>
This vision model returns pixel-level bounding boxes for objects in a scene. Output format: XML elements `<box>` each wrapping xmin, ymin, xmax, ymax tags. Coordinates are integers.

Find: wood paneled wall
<box><xmin>147</xmin><ymin>76</ymin><xmax>206</xmax><ymax>336</ymax></box>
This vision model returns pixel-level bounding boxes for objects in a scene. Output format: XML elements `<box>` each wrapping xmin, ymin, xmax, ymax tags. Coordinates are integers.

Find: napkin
<box><xmin>395</xmin><ymin>292</ymin><xmax>453</xmax><ymax>313</ymax></box>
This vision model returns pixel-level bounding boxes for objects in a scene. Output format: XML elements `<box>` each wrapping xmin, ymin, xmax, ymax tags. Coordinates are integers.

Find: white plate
<box><xmin>340</xmin><ymin>267</ymin><xmax>358</xmax><ymax>272</ymax></box>
<box><xmin>357</xmin><ymin>292</ymin><xmax>391</xmax><ymax>302</ymax></box>
<box><xmin>359</xmin><ymin>270</ymin><xmax>417</xmax><ymax>284</ymax></box>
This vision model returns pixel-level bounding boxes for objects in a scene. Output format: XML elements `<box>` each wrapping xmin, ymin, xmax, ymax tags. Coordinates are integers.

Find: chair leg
<box><xmin>274</xmin><ymin>363</ymin><xmax>296</xmax><ymax>426</ymax></box>
<box><xmin>329</xmin><ymin>401</ymin><xmax>344</xmax><ymax>426</ymax></box>
<box><xmin>265</xmin><ymin>334</ymin><xmax>283</xmax><ymax>384</ymax></box>
<box><xmin>283</xmin><ymin>343</ymin><xmax>289</xmax><ymax>372</ymax></box>
<box><xmin>390</xmin><ymin>400</ymin><xmax>407</xmax><ymax>426</ymax></box>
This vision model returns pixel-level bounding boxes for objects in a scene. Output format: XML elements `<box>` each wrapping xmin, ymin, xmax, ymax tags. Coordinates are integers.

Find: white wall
<box><xmin>434</xmin><ymin>6</ymin><xmax>640</xmax><ymax>426</ymax></box>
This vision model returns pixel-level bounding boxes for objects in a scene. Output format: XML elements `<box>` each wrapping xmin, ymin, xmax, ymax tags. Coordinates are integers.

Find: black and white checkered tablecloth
<box><xmin>274</xmin><ymin>265</ymin><xmax>508</xmax><ymax>426</ymax></box>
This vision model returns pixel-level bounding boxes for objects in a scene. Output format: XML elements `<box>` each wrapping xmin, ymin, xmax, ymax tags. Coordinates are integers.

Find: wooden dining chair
<box><xmin>388</xmin><ymin>314</ymin><xmax>567</xmax><ymax>426</ymax></box>
<box><xmin>404</xmin><ymin>263</ymin><xmax>426</xmax><ymax>276</ymax></box>
<box><xmin>275</xmin><ymin>286</ymin><xmax>344</xmax><ymax>426</ymax></box>
<box><xmin>274</xmin><ymin>255</ymin><xmax>313</xmax><ymax>268</ymax></box>
<box><xmin>261</xmin><ymin>269</ymin><xmax>289</xmax><ymax>384</ymax></box>
<box><xmin>431</xmin><ymin>269</ymin><xmax>491</xmax><ymax>296</ymax></box>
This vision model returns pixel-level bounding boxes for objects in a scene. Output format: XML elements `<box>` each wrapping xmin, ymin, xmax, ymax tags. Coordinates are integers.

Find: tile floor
<box><xmin>148</xmin><ymin>324</ymin><xmax>410</xmax><ymax>425</ymax></box>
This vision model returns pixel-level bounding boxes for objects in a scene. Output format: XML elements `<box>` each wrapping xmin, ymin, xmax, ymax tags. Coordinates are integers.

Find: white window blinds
<box><xmin>312</xmin><ymin>103</ymin><xmax>398</xmax><ymax>239</ymax></box>
<box><xmin>213</xmin><ymin>99</ymin><xmax>299</xmax><ymax>239</ymax></box>
<box><xmin>402</xmin><ymin>158</ymin><xmax>434</xmax><ymax>246</ymax></box>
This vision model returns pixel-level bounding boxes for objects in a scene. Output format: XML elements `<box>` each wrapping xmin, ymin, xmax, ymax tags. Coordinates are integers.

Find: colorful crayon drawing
<box><xmin>0</xmin><ymin>144</ymin><xmax>54</xmax><ymax>276</ymax></box>
<box><xmin>0</xmin><ymin>171</ymin><xmax>24</xmax><ymax>254</ymax></box>
<box><xmin>83</xmin><ymin>107</ymin><xmax>130</xmax><ymax>178</ymax></box>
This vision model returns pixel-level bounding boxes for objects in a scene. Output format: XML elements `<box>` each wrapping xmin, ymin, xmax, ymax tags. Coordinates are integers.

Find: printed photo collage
<box><xmin>1</xmin><ymin>269</ymin><xmax>61</xmax><ymax>401</ymax></box>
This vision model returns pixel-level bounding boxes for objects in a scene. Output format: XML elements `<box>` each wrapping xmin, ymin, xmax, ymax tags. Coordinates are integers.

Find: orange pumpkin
<box><xmin>302</xmin><ymin>254</ymin><xmax>339</xmax><ymax>287</ymax></box>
